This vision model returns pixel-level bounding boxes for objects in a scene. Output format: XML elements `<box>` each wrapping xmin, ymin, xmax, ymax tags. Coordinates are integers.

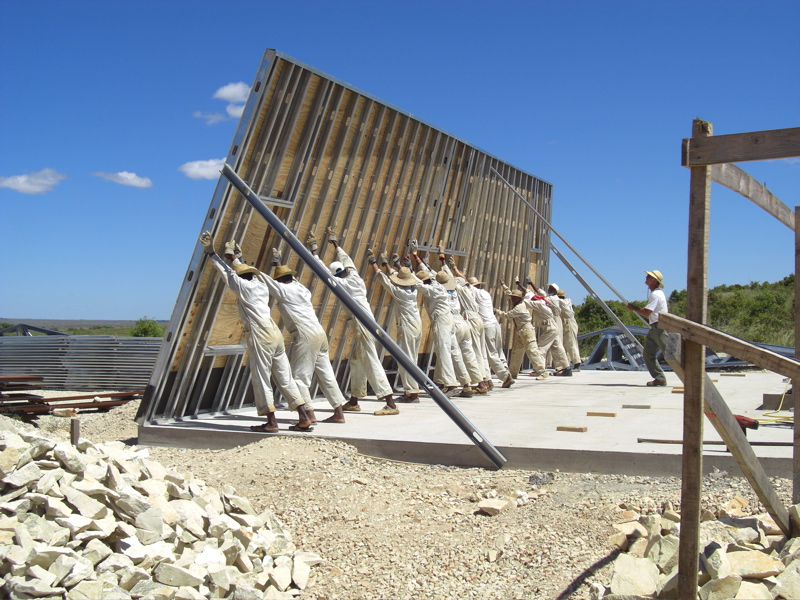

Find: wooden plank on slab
<box><xmin>587</xmin><ymin>412</ymin><xmax>616</xmax><ymax>417</ymax></box>
<box><xmin>557</xmin><ymin>426</ymin><xmax>587</xmax><ymax>432</ymax></box>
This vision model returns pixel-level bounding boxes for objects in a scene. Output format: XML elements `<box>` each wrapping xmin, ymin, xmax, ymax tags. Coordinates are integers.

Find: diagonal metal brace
<box><xmin>220</xmin><ymin>163</ymin><xmax>507</xmax><ymax>469</ymax></box>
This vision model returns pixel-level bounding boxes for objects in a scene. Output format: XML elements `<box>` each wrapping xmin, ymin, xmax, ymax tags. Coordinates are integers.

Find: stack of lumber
<box><xmin>0</xmin><ymin>375</ymin><xmax>142</xmax><ymax>415</ymax></box>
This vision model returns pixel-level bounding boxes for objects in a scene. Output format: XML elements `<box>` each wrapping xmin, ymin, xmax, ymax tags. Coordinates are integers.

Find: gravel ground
<box><xmin>15</xmin><ymin>392</ymin><xmax>795</xmax><ymax>600</ymax></box>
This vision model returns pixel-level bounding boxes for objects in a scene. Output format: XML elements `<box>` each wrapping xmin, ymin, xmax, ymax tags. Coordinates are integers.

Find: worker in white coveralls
<box><xmin>471</xmin><ymin>276</ymin><xmax>515</xmax><ymax>388</ymax></box>
<box><xmin>519</xmin><ymin>279</ymin><xmax>566</xmax><ymax>371</ymax></box>
<box><xmin>368</xmin><ymin>249</ymin><xmax>423</xmax><ymax>403</ymax></box>
<box><xmin>495</xmin><ymin>288</ymin><xmax>548</xmax><ymax>380</ymax></box>
<box><xmin>557</xmin><ymin>289</ymin><xmax>581</xmax><ymax>371</ymax></box>
<box><xmin>440</xmin><ymin>251</ymin><xmax>491</xmax><ymax>394</ymax></box>
<box><xmin>523</xmin><ymin>283</ymin><xmax>572</xmax><ymax>377</ymax></box>
<box><xmin>306</xmin><ymin>227</ymin><xmax>398</xmax><ymax>416</ymax></box>
<box><xmin>222</xmin><ymin>240</ymin><xmax>347</xmax><ymax>424</ymax></box>
<box><xmin>408</xmin><ymin>243</ymin><xmax>468</xmax><ymax>397</ymax></box>
<box><xmin>199</xmin><ymin>231</ymin><xmax>313</xmax><ymax>433</ymax></box>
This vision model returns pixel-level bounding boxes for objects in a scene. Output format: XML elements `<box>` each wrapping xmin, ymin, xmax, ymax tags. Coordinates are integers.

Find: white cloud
<box><xmin>213</xmin><ymin>82</ymin><xmax>249</xmax><ymax>104</ymax></box>
<box><xmin>194</xmin><ymin>82</ymin><xmax>249</xmax><ymax>125</ymax></box>
<box><xmin>179</xmin><ymin>158</ymin><xmax>224</xmax><ymax>180</ymax></box>
<box><xmin>0</xmin><ymin>168</ymin><xmax>67</xmax><ymax>194</ymax></box>
<box><xmin>193</xmin><ymin>110</ymin><xmax>227</xmax><ymax>125</ymax></box>
<box><xmin>93</xmin><ymin>171</ymin><xmax>153</xmax><ymax>188</ymax></box>
<box><xmin>226</xmin><ymin>104</ymin><xmax>245</xmax><ymax>119</ymax></box>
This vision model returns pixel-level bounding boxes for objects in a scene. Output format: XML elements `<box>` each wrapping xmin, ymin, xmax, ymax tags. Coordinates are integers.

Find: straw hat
<box><xmin>509</xmin><ymin>289</ymin><xmax>524</xmax><ymax>300</ymax></box>
<box><xmin>436</xmin><ymin>271</ymin><xmax>457</xmax><ymax>291</ymax></box>
<box><xmin>467</xmin><ymin>276</ymin><xmax>483</xmax><ymax>286</ymax></box>
<box><xmin>272</xmin><ymin>265</ymin><xmax>296</xmax><ymax>280</ymax></box>
<box><xmin>645</xmin><ymin>270</ymin><xmax>665</xmax><ymax>288</ymax></box>
<box><xmin>557</xmin><ymin>289</ymin><xmax>566</xmax><ymax>297</ymax></box>
<box><xmin>390</xmin><ymin>267</ymin><xmax>416</xmax><ymax>287</ymax></box>
<box><xmin>416</xmin><ymin>269</ymin><xmax>432</xmax><ymax>282</ymax></box>
<box><xmin>233</xmin><ymin>264</ymin><xmax>259</xmax><ymax>277</ymax></box>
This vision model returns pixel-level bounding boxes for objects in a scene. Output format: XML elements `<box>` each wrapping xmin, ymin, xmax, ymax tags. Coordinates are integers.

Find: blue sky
<box><xmin>1</xmin><ymin>0</ymin><xmax>797</xmax><ymax>320</ymax></box>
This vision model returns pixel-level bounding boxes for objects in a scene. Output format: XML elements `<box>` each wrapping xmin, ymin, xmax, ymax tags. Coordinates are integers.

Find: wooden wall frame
<box><xmin>137</xmin><ymin>49</ymin><xmax>552</xmax><ymax>424</ymax></box>
<box><xmin>663</xmin><ymin>120</ymin><xmax>800</xmax><ymax>596</ymax></box>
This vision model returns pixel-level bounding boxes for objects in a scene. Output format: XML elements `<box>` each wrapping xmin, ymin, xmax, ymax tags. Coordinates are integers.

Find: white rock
<box><xmin>699</xmin><ymin>574</ymin><xmax>742</xmax><ymax>600</ymax></box>
<box><xmin>62</xmin><ymin>486</ymin><xmax>108</xmax><ymax>520</ymax></box>
<box><xmin>726</xmin><ymin>549</ymin><xmax>784</xmax><ymax>578</ymax></box>
<box><xmin>154</xmin><ymin>561</ymin><xmax>205</xmax><ymax>587</ymax></box>
<box><xmin>53</xmin><ymin>442</ymin><xmax>88</xmax><ymax>473</ymax></box>
<box><xmin>269</xmin><ymin>563</ymin><xmax>293</xmax><ymax>591</ymax></box>
<box><xmin>82</xmin><ymin>538</ymin><xmax>113</xmax><ymax>565</ymax></box>
<box><xmin>609</xmin><ymin>553</ymin><xmax>660</xmax><ymax>596</ymax></box>
<box><xmin>774</xmin><ymin>560</ymin><xmax>800</xmax><ymax>599</ymax></box>
<box><xmin>168</xmin><ymin>499</ymin><xmax>208</xmax><ymax>539</ymax></box>
<box><xmin>735</xmin><ymin>579</ymin><xmax>775</xmax><ymax>599</ymax></box>
<box><xmin>3</xmin><ymin>460</ymin><xmax>42</xmax><ymax>487</ymax></box>
<box><xmin>477</xmin><ymin>498</ymin><xmax>512</xmax><ymax>516</ymax></box>
<box><xmin>292</xmin><ymin>559</ymin><xmax>311</xmax><ymax>589</ymax></box>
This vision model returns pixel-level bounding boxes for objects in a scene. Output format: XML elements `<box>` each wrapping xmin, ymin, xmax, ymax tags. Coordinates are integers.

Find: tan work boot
<box><xmin>459</xmin><ymin>385</ymin><xmax>473</xmax><ymax>398</ymax></box>
<box><xmin>475</xmin><ymin>382</ymin><xmax>489</xmax><ymax>395</ymax></box>
<box><xmin>501</xmin><ymin>376</ymin><xmax>515</xmax><ymax>388</ymax></box>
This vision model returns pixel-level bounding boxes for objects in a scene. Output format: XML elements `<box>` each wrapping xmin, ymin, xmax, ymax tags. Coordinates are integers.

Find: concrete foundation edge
<box><xmin>138</xmin><ymin>424</ymin><xmax>792</xmax><ymax>479</ymax></box>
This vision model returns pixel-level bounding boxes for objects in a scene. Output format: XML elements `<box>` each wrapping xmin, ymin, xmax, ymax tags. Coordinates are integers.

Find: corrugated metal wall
<box><xmin>138</xmin><ymin>49</ymin><xmax>552</xmax><ymax>424</ymax></box>
<box><xmin>0</xmin><ymin>336</ymin><xmax>161</xmax><ymax>391</ymax></box>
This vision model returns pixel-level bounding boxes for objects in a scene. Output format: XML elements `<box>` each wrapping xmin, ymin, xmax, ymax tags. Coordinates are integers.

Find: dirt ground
<box><xmin>19</xmin><ymin>395</ymin><xmax>794</xmax><ymax>600</ymax></box>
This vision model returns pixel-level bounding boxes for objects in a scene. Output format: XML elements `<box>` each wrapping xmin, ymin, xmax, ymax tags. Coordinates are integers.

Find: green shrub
<box><xmin>130</xmin><ymin>317</ymin><xmax>165</xmax><ymax>338</ymax></box>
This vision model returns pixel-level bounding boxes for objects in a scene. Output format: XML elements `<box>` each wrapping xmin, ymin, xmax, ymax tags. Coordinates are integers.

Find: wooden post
<box><xmin>794</xmin><ymin>205</ymin><xmax>800</xmax><ymax>509</ymax></box>
<box><xmin>70</xmin><ymin>417</ymin><xmax>80</xmax><ymax>446</ymax></box>
<box><xmin>678</xmin><ymin>118</ymin><xmax>713</xmax><ymax>597</ymax></box>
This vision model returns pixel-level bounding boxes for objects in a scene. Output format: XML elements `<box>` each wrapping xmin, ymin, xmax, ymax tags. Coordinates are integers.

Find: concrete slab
<box><xmin>138</xmin><ymin>369</ymin><xmax>795</xmax><ymax>477</ymax></box>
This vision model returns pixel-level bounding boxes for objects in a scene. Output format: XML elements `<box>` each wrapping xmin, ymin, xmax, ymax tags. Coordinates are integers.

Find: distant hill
<box><xmin>0</xmin><ymin>319</ymin><xmax>168</xmax><ymax>329</ymax></box>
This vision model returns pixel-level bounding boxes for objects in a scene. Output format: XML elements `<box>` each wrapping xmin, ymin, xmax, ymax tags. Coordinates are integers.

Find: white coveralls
<box><xmin>444</xmin><ymin>267</ymin><xmax>492</xmax><ymax>383</ymax></box>
<box><xmin>209</xmin><ymin>255</ymin><xmax>305</xmax><ymax>415</ymax></box>
<box><xmin>376</xmin><ymin>269</ymin><xmax>422</xmax><ymax>395</ymax></box>
<box><xmin>414</xmin><ymin>267</ymin><xmax>460</xmax><ymax>388</ymax></box>
<box><xmin>255</xmin><ymin>272</ymin><xmax>345</xmax><ymax>409</ymax></box>
<box><xmin>332</xmin><ymin>247</ymin><xmax>393</xmax><ymax>399</ymax></box>
<box><xmin>496</xmin><ymin>299</ymin><xmax>546</xmax><ymax>378</ymax></box>
<box><xmin>474</xmin><ymin>287</ymin><xmax>512</xmax><ymax>382</ymax></box>
<box><xmin>539</xmin><ymin>287</ymin><xmax>564</xmax><ymax>367</ymax></box>
<box><xmin>559</xmin><ymin>295</ymin><xmax>581</xmax><ymax>366</ymax></box>
<box><xmin>444</xmin><ymin>279</ymin><xmax>484</xmax><ymax>386</ymax></box>
<box><xmin>529</xmin><ymin>295</ymin><xmax>569</xmax><ymax>371</ymax></box>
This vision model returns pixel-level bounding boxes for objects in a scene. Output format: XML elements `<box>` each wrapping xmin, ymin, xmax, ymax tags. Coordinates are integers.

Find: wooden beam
<box><xmin>710</xmin><ymin>163</ymin><xmax>794</xmax><ymax>231</ymax></box>
<box><xmin>683</xmin><ymin>126</ymin><xmax>800</xmax><ymax>166</ymax></box>
<box><xmin>795</xmin><ymin>206</ymin><xmax>800</xmax><ymax>507</ymax></box>
<box><xmin>664</xmin><ymin>334</ymin><xmax>791</xmax><ymax>535</ymax></box>
<box><xmin>679</xmin><ymin>118</ymin><xmax>712</xmax><ymax>598</ymax></box>
<box><xmin>658</xmin><ymin>312</ymin><xmax>800</xmax><ymax>380</ymax></box>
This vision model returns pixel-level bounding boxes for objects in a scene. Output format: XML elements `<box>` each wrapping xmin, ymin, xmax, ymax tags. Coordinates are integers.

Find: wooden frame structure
<box><xmin>659</xmin><ymin>120</ymin><xmax>800</xmax><ymax>596</ymax></box>
<box><xmin>137</xmin><ymin>49</ymin><xmax>552</xmax><ymax>425</ymax></box>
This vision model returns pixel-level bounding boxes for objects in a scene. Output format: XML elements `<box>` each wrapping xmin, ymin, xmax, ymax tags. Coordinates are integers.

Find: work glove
<box><xmin>390</xmin><ymin>253</ymin><xmax>401</xmax><ymax>268</ymax></box>
<box><xmin>305</xmin><ymin>232</ymin><xmax>318</xmax><ymax>252</ymax></box>
<box><xmin>224</xmin><ymin>240</ymin><xmax>242</xmax><ymax>260</ymax></box>
<box><xmin>500</xmin><ymin>280</ymin><xmax>511</xmax><ymax>294</ymax></box>
<box><xmin>447</xmin><ymin>255</ymin><xmax>456</xmax><ymax>270</ymax></box>
<box><xmin>409</xmin><ymin>238</ymin><xmax>418</xmax><ymax>254</ymax></box>
<box><xmin>326</xmin><ymin>226</ymin><xmax>338</xmax><ymax>244</ymax></box>
<box><xmin>366</xmin><ymin>247</ymin><xmax>377</xmax><ymax>265</ymax></box>
<box><xmin>494</xmin><ymin>308</ymin><xmax>503</xmax><ymax>318</ymax></box>
<box><xmin>514</xmin><ymin>276</ymin><xmax>521</xmax><ymax>286</ymax></box>
<box><xmin>271</xmin><ymin>247</ymin><xmax>282</xmax><ymax>265</ymax></box>
<box><xmin>379</xmin><ymin>251</ymin><xmax>389</xmax><ymax>266</ymax></box>
<box><xmin>401</xmin><ymin>254</ymin><xmax>411</xmax><ymax>267</ymax></box>
<box><xmin>199</xmin><ymin>231</ymin><xmax>215</xmax><ymax>255</ymax></box>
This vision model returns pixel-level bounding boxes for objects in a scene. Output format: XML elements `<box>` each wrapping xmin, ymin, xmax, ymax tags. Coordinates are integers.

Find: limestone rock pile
<box><xmin>0</xmin><ymin>424</ymin><xmax>321</xmax><ymax>599</ymax></box>
<box><xmin>597</xmin><ymin>497</ymin><xmax>800</xmax><ymax>599</ymax></box>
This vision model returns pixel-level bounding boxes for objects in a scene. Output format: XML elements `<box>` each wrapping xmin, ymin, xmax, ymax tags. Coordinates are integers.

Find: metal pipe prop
<box><xmin>489</xmin><ymin>167</ymin><xmax>648</xmax><ymax>326</ymax></box>
<box><xmin>551</xmin><ymin>244</ymin><xmax>644</xmax><ymax>354</ymax></box>
<box><xmin>220</xmin><ymin>163</ymin><xmax>507</xmax><ymax>469</ymax></box>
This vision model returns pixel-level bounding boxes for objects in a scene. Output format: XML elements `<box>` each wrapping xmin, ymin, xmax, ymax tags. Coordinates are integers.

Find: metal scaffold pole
<box><xmin>220</xmin><ymin>163</ymin><xmax>508</xmax><ymax>470</ymax></box>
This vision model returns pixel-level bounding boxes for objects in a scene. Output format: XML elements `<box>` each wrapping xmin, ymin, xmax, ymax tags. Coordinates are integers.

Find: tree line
<box><xmin>574</xmin><ymin>274</ymin><xmax>795</xmax><ymax>355</ymax></box>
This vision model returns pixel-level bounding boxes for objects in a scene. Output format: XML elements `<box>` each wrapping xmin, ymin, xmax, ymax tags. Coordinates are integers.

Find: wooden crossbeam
<box><xmin>710</xmin><ymin>163</ymin><xmax>794</xmax><ymax>231</ymax></box>
<box><xmin>663</xmin><ymin>333</ymin><xmax>790</xmax><ymax>535</ymax></box>
<box><xmin>682</xmin><ymin>126</ymin><xmax>800</xmax><ymax>166</ymax></box>
<box><xmin>658</xmin><ymin>312</ymin><xmax>800</xmax><ymax>381</ymax></box>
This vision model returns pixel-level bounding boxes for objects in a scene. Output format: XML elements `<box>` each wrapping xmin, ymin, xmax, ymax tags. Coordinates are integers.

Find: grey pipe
<box><xmin>220</xmin><ymin>163</ymin><xmax>507</xmax><ymax>469</ymax></box>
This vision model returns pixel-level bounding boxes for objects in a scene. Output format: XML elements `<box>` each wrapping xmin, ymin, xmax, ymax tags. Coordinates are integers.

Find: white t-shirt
<box><xmin>645</xmin><ymin>289</ymin><xmax>668</xmax><ymax>325</ymax></box>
